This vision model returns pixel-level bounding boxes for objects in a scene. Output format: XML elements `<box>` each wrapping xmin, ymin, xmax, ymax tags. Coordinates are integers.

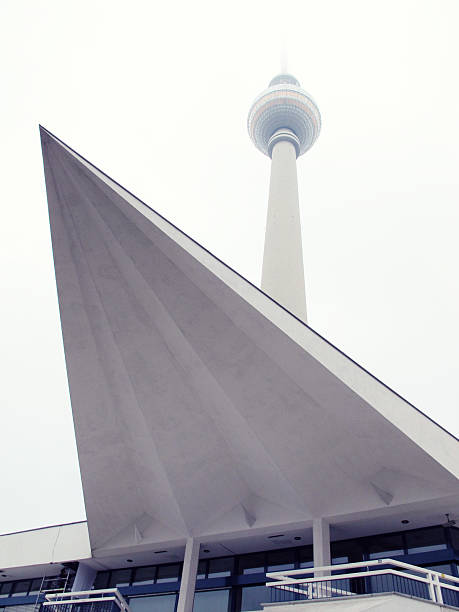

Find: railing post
<box><xmin>433</xmin><ymin>574</ymin><xmax>444</xmax><ymax>605</ymax></box>
<box><xmin>426</xmin><ymin>571</ymin><xmax>436</xmax><ymax>602</ymax></box>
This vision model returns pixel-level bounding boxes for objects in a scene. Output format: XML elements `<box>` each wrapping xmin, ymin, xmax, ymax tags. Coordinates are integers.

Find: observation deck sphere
<box><xmin>247</xmin><ymin>73</ymin><xmax>321</xmax><ymax>157</ymax></box>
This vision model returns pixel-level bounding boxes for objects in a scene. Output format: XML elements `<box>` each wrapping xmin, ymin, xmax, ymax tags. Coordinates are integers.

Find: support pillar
<box><xmin>261</xmin><ymin>133</ymin><xmax>307</xmax><ymax>322</ymax></box>
<box><xmin>72</xmin><ymin>561</ymin><xmax>97</xmax><ymax>591</ymax></box>
<box><xmin>177</xmin><ymin>538</ymin><xmax>200</xmax><ymax>612</ymax></box>
<box><xmin>313</xmin><ymin>518</ymin><xmax>331</xmax><ymax>577</ymax></box>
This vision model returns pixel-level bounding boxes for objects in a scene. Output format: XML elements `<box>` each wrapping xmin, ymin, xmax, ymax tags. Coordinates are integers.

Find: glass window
<box><xmin>197</xmin><ymin>561</ymin><xmax>207</xmax><ymax>580</ymax></box>
<box><xmin>240</xmin><ymin>585</ymin><xmax>270</xmax><ymax>611</ymax></box>
<box><xmin>110</xmin><ymin>569</ymin><xmax>132</xmax><ymax>587</ymax></box>
<box><xmin>29</xmin><ymin>579</ymin><xmax>43</xmax><ymax>596</ymax></box>
<box><xmin>406</xmin><ymin>528</ymin><xmax>447</xmax><ymax>554</ymax></box>
<box><xmin>424</xmin><ymin>563</ymin><xmax>454</xmax><ymax>576</ymax></box>
<box><xmin>94</xmin><ymin>571</ymin><xmax>110</xmax><ymax>589</ymax></box>
<box><xmin>450</xmin><ymin>527</ymin><xmax>459</xmax><ymax>551</ymax></box>
<box><xmin>11</xmin><ymin>581</ymin><xmax>31</xmax><ymax>597</ymax></box>
<box><xmin>132</xmin><ymin>566</ymin><xmax>156</xmax><ymax>586</ymax></box>
<box><xmin>156</xmin><ymin>565</ymin><xmax>180</xmax><ymax>583</ymax></box>
<box><xmin>368</xmin><ymin>534</ymin><xmax>404</xmax><ymax>560</ymax></box>
<box><xmin>0</xmin><ymin>583</ymin><xmax>12</xmax><ymax>598</ymax></box>
<box><xmin>238</xmin><ymin>554</ymin><xmax>265</xmax><ymax>575</ymax></box>
<box><xmin>331</xmin><ymin>539</ymin><xmax>363</xmax><ymax>564</ymax></box>
<box><xmin>208</xmin><ymin>558</ymin><xmax>234</xmax><ymax>578</ymax></box>
<box><xmin>267</xmin><ymin>550</ymin><xmax>294</xmax><ymax>572</ymax></box>
<box><xmin>298</xmin><ymin>546</ymin><xmax>313</xmax><ymax>569</ymax></box>
<box><xmin>332</xmin><ymin>556</ymin><xmax>348</xmax><ymax>565</ymax></box>
<box><xmin>130</xmin><ymin>594</ymin><xmax>177</xmax><ymax>612</ymax></box>
<box><xmin>193</xmin><ymin>589</ymin><xmax>229</xmax><ymax>612</ymax></box>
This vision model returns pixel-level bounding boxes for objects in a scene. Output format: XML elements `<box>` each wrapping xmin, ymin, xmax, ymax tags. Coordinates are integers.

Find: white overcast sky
<box><xmin>1</xmin><ymin>0</ymin><xmax>458</xmax><ymax>535</ymax></box>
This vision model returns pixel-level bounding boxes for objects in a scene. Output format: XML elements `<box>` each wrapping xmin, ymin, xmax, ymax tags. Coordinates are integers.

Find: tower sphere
<box><xmin>247</xmin><ymin>73</ymin><xmax>321</xmax><ymax>157</ymax></box>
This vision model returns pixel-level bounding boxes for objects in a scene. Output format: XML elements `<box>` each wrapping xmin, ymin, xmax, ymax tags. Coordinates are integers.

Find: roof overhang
<box><xmin>0</xmin><ymin>522</ymin><xmax>90</xmax><ymax>576</ymax></box>
<box><xmin>40</xmin><ymin>126</ymin><xmax>459</xmax><ymax>559</ymax></box>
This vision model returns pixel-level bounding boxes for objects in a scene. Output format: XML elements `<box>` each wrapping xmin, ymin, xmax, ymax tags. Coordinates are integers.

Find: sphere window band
<box><xmin>247</xmin><ymin>75</ymin><xmax>321</xmax><ymax>158</ymax></box>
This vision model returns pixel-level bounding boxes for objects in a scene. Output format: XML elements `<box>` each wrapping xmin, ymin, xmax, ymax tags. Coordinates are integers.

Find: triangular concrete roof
<box><xmin>40</xmin><ymin>127</ymin><xmax>459</xmax><ymax>558</ymax></box>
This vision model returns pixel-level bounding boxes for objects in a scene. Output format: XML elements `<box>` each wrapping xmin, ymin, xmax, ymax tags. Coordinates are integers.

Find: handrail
<box><xmin>44</xmin><ymin>588</ymin><xmax>130</xmax><ymax>612</ymax></box>
<box><xmin>266</xmin><ymin>558</ymin><xmax>459</xmax><ymax>607</ymax></box>
<box><xmin>267</xmin><ymin>558</ymin><xmax>459</xmax><ymax>583</ymax></box>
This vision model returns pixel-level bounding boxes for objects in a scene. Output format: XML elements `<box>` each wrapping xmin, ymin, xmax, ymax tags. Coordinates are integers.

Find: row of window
<box><xmin>2</xmin><ymin>571</ymin><xmax>459</xmax><ymax>612</ymax></box>
<box><xmin>94</xmin><ymin>526</ymin><xmax>457</xmax><ymax>589</ymax></box>
<box><xmin>128</xmin><ymin>586</ymin><xmax>269</xmax><ymax>612</ymax></box>
<box><xmin>0</xmin><ymin>527</ymin><xmax>457</xmax><ymax>601</ymax></box>
<box><xmin>0</xmin><ymin>579</ymin><xmax>46</xmax><ymax>599</ymax></box>
<box><xmin>129</xmin><ymin>570</ymin><xmax>459</xmax><ymax>612</ymax></box>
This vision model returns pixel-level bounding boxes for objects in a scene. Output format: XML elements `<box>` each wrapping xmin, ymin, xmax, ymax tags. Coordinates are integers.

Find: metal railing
<box><xmin>266</xmin><ymin>558</ymin><xmax>459</xmax><ymax>608</ymax></box>
<box><xmin>42</xmin><ymin>589</ymin><xmax>130</xmax><ymax>612</ymax></box>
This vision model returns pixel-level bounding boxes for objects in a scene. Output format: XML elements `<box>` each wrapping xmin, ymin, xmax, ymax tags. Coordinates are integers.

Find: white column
<box><xmin>72</xmin><ymin>561</ymin><xmax>97</xmax><ymax>591</ymax></box>
<box><xmin>177</xmin><ymin>538</ymin><xmax>200</xmax><ymax>612</ymax></box>
<box><xmin>313</xmin><ymin>518</ymin><xmax>331</xmax><ymax>577</ymax></box>
<box><xmin>261</xmin><ymin>137</ymin><xmax>307</xmax><ymax>322</ymax></box>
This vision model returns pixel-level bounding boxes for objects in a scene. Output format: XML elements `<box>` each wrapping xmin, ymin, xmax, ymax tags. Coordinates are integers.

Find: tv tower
<box><xmin>248</xmin><ymin>74</ymin><xmax>321</xmax><ymax>321</ymax></box>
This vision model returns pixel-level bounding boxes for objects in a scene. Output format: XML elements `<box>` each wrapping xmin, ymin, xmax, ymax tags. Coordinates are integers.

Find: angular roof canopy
<box><xmin>40</xmin><ymin>127</ymin><xmax>459</xmax><ymax>561</ymax></box>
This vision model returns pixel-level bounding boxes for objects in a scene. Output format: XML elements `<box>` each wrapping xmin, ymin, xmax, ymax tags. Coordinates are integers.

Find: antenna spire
<box><xmin>280</xmin><ymin>40</ymin><xmax>288</xmax><ymax>74</ymax></box>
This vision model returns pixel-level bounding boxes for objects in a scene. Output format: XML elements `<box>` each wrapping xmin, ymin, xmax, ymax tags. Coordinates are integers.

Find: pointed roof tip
<box><xmin>39</xmin><ymin>125</ymin><xmax>59</xmax><ymax>142</ymax></box>
<box><xmin>40</xmin><ymin>128</ymin><xmax>458</xmax><ymax>446</ymax></box>
<box><xmin>39</xmin><ymin>125</ymin><xmax>52</xmax><ymax>145</ymax></box>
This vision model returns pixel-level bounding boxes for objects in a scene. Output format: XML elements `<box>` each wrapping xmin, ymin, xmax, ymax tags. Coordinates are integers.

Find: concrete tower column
<box><xmin>247</xmin><ymin>73</ymin><xmax>321</xmax><ymax>323</ymax></box>
<box><xmin>262</xmin><ymin>132</ymin><xmax>307</xmax><ymax>320</ymax></box>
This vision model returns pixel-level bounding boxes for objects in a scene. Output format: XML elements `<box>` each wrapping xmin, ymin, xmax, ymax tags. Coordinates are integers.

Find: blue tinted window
<box><xmin>240</xmin><ymin>585</ymin><xmax>270</xmax><ymax>611</ymax></box>
<box><xmin>299</xmin><ymin>546</ymin><xmax>313</xmax><ymax>569</ymax></box>
<box><xmin>197</xmin><ymin>561</ymin><xmax>207</xmax><ymax>580</ymax></box>
<box><xmin>28</xmin><ymin>579</ymin><xmax>43</xmax><ymax>596</ymax></box>
<box><xmin>110</xmin><ymin>569</ymin><xmax>132</xmax><ymax>587</ymax></box>
<box><xmin>11</xmin><ymin>581</ymin><xmax>30</xmax><ymax>597</ymax></box>
<box><xmin>194</xmin><ymin>589</ymin><xmax>229</xmax><ymax>612</ymax></box>
<box><xmin>156</xmin><ymin>565</ymin><xmax>180</xmax><ymax>583</ymax></box>
<box><xmin>94</xmin><ymin>572</ymin><xmax>110</xmax><ymax>589</ymax></box>
<box><xmin>368</xmin><ymin>534</ymin><xmax>404</xmax><ymax>560</ymax></box>
<box><xmin>331</xmin><ymin>539</ymin><xmax>363</xmax><ymax>564</ymax></box>
<box><xmin>267</xmin><ymin>550</ymin><xmax>294</xmax><ymax>572</ymax></box>
<box><xmin>451</xmin><ymin>528</ymin><xmax>459</xmax><ymax>551</ymax></box>
<box><xmin>130</xmin><ymin>594</ymin><xmax>177</xmax><ymax>612</ymax></box>
<box><xmin>424</xmin><ymin>564</ymin><xmax>454</xmax><ymax>576</ymax></box>
<box><xmin>238</xmin><ymin>554</ymin><xmax>265</xmax><ymax>575</ymax></box>
<box><xmin>208</xmin><ymin>558</ymin><xmax>233</xmax><ymax>578</ymax></box>
<box><xmin>132</xmin><ymin>567</ymin><xmax>156</xmax><ymax>586</ymax></box>
<box><xmin>406</xmin><ymin>528</ymin><xmax>447</xmax><ymax>554</ymax></box>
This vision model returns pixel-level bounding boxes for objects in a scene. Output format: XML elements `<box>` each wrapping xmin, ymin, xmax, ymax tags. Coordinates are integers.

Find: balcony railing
<box><xmin>42</xmin><ymin>589</ymin><xmax>130</xmax><ymax>612</ymax></box>
<box><xmin>266</xmin><ymin>558</ymin><xmax>459</xmax><ymax>608</ymax></box>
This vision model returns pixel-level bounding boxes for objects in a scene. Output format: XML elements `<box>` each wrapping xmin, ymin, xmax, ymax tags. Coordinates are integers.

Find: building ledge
<box><xmin>263</xmin><ymin>591</ymin><xmax>459</xmax><ymax>610</ymax></box>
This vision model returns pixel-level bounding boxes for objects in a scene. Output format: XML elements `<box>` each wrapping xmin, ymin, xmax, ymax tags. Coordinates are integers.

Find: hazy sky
<box><xmin>1</xmin><ymin>0</ymin><xmax>458</xmax><ymax>535</ymax></box>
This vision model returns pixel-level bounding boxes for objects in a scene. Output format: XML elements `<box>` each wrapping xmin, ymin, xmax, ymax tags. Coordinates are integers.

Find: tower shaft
<box><xmin>261</xmin><ymin>138</ymin><xmax>307</xmax><ymax>321</ymax></box>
